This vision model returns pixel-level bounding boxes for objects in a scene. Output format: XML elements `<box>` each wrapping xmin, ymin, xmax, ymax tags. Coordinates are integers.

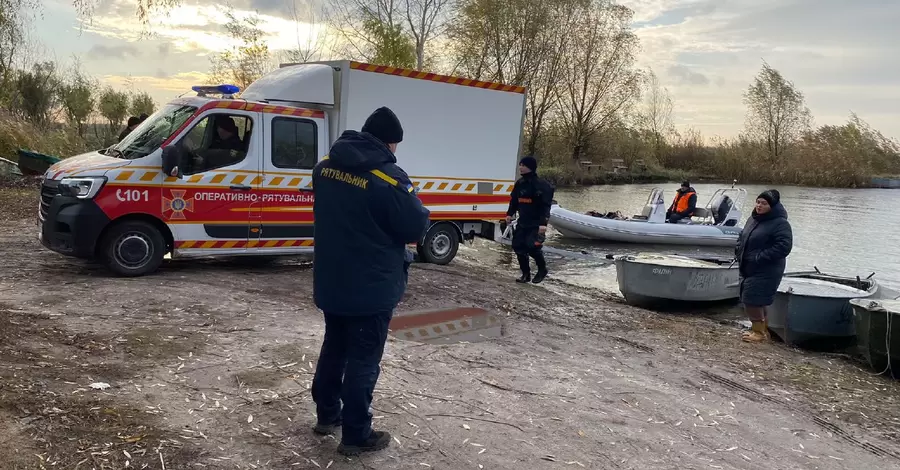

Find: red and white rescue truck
<box><xmin>38</xmin><ymin>60</ymin><xmax>527</xmax><ymax>276</ymax></box>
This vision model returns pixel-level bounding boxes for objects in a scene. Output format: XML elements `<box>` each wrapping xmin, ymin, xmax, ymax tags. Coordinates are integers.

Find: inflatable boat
<box><xmin>549</xmin><ymin>187</ymin><xmax>747</xmax><ymax>247</ymax></box>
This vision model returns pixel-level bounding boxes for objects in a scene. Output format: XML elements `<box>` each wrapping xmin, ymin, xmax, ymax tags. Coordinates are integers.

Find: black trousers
<box><xmin>511</xmin><ymin>226</ymin><xmax>546</xmax><ymax>276</ymax></box>
<box><xmin>311</xmin><ymin>311</ymin><xmax>392</xmax><ymax>445</ymax></box>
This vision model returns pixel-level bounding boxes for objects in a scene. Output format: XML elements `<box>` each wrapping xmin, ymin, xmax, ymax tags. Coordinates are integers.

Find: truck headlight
<box><xmin>58</xmin><ymin>177</ymin><xmax>107</xmax><ymax>199</ymax></box>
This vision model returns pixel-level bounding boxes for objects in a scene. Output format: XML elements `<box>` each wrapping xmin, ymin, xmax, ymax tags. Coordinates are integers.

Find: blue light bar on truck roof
<box><xmin>191</xmin><ymin>84</ymin><xmax>241</xmax><ymax>97</ymax></box>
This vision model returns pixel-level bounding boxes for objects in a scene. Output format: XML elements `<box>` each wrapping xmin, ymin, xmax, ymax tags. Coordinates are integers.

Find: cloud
<box><xmin>244</xmin><ymin>0</ymin><xmax>322</xmax><ymax>20</ymax></box>
<box><xmin>37</xmin><ymin>0</ymin><xmax>900</xmax><ymax>140</ymax></box>
<box><xmin>86</xmin><ymin>44</ymin><xmax>141</xmax><ymax>60</ymax></box>
<box><xmin>101</xmin><ymin>71</ymin><xmax>211</xmax><ymax>105</ymax></box>
<box><xmin>76</xmin><ymin>1</ymin><xmax>325</xmax><ymax>55</ymax></box>
<box><xmin>667</xmin><ymin>64</ymin><xmax>710</xmax><ymax>86</ymax></box>
<box><xmin>622</xmin><ymin>0</ymin><xmax>900</xmax><ymax>138</ymax></box>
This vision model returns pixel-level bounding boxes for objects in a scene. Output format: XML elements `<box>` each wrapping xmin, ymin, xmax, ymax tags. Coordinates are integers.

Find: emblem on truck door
<box><xmin>163</xmin><ymin>189</ymin><xmax>195</xmax><ymax>220</ymax></box>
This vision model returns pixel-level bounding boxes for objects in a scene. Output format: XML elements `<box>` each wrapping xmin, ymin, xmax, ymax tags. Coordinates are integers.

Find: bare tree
<box><xmin>447</xmin><ymin>0</ymin><xmax>547</xmax><ymax>84</ymax></box>
<box><xmin>639</xmin><ymin>69</ymin><xmax>674</xmax><ymax>161</ymax></box>
<box><xmin>403</xmin><ymin>0</ymin><xmax>452</xmax><ymax>70</ymax></box>
<box><xmin>324</xmin><ymin>0</ymin><xmax>402</xmax><ymax>62</ymax></box>
<box><xmin>743</xmin><ymin>61</ymin><xmax>811</xmax><ymax>160</ymax></box>
<box><xmin>71</xmin><ymin>0</ymin><xmax>180</xmax><ymax>25</ymax></box>
<box><xmin>522</xmin><ymin>1</ymin><xmax>581</xmax><ymax>155</ymax></box>
<box><xmin>209</xmin><ymin>10</ymin><xmax>272</xmax><ymax>91</ymax></box>
<box><xmin>325</xmin><ymin>0</ymin><xmax>450</xmax><ymax>70</ymax></box>
<box><xmin>447</xmin><ymin>0</ymin><xmax>583</xmax><ymax>154</ymax></box>
<box><xmin>281</xmin><ymin>0</ymin><xmax>337</xmax><ymax>64</ymax></box>
<box><xmin>558</xmin><ymin>0</ymin><xmax>642</xmax><ymax>160</ymax></box>
<box><xmin>0</xmin><ymin>0</ymin><xmax>37</xmax><ymax>105</ymax></box>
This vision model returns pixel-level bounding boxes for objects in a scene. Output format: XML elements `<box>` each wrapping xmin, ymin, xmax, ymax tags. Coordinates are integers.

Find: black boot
<box><xmin>313</xmin><ymin>418</ymin><xmax>342</xmax><ymax>435</ymax></box>
<box><xmin>337</xmin><ymin>430</ymin><xmax>392</xmax><ymax>456</ymax></box>
<box><xmin>515</xmin><ymin>253</ymin><xmax>531</xmax><ymax>283</ymax></box>
<box><xmin>531</xmin><ymin>250</ymin><xmax>548</xmax><ymax>284</ymax></box>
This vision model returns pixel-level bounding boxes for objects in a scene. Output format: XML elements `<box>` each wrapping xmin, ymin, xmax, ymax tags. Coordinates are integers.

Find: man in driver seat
<box><xmin>210</xmin><ymin>117</ymin><xmax>244</xmax><ymax>152</ymax></box>
<box><xmin>190</xmin><ymin>117</ymin><xmax>245</xmax><ymax>172</ymax></box>
<box><xmin>666</xmin><ymin>181</ymin><xmax>697</xmax><ymax>223</ymax></box>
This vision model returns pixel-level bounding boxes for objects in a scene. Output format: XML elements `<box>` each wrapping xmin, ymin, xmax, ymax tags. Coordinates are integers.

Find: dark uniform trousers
<box><xmin>507</xmin><ymin>171</ymin><xmax>553</xmax><ymax>277</ymax></box>
<box><xmin>511</xmin><ymin>225</ymin><xmax>547</xmax><ymax>276</ymax></box>
<box><xmin>311</xmin><ymin>311</ymin><xmax>393</xmax><ymax>445</ymax></box>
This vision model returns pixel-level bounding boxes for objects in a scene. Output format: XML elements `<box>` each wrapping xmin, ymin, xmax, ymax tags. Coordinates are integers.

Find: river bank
<box><xmin>1</xmin><ymin>187</ymin><xmax>899</xmax><ymax>469</ymax></box>
<box><xmin>538</xmin><ymin>165</ymin><xmax>900</xmax><ymax>190</ymax></box>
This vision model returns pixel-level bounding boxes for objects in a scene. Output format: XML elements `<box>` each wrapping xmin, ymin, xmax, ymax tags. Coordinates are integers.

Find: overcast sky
<box><xmin>33</xmin><ymin>0</ymin><xmax>900</xmax><ymax>139</ymax></box>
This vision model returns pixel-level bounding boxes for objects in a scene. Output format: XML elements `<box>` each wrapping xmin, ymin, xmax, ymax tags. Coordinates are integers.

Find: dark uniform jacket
<box><xmin>311</xmin><ymin>130</ymin><xmax>431</xmax><ymax>316</ymax></box>
<box><xmin>506</xmin><ymin>172</ymin><xmax>554</xmax><ymax>229</ymax></box>
<box><xmin>735</xmin><ymin>202</ymin><xmax>793</xmax><ymax>306</ymax></box>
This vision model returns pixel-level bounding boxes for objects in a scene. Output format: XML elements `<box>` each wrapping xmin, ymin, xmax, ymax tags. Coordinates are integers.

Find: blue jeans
<box><xmin>311</xmin><ymin>311</ymin><xmax>393</xmax><ymax>445</ymax></box>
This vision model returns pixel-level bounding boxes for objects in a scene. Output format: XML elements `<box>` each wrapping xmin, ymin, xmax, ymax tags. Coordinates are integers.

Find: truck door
<box><xmin>259</xmin><ymin>111</ymin><xmax>327</xmax><ymax>250</ymax></box>
<box><xmin>165</xmin><ymin>108</ymin><xmax>263</xmax><ymax>254</ymax></box>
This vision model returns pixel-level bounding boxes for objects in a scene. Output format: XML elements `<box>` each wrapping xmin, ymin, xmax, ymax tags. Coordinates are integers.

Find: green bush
<box><xmin>0</xmin><ymin>113</ymin><xmax>89</xmax><ymax>161</ymax></box>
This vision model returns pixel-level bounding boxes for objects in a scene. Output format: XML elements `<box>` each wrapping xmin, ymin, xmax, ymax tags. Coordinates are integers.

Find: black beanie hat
<box><xmin>519</xmin><ymin>156</ymin><xmax>537</xmax><ymax>172</ymax></box>
<box><xmin>362</xmin><ymin>107</ymin><xmax>403</xmax><ymax>144</ymax></box>
<box><xmin>757</xmin><ymin>189</ymin><xmax>780</xmax><ymax>206</ymax></box>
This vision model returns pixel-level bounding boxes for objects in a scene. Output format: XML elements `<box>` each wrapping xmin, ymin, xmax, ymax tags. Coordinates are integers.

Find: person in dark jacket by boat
<box><xmin>310</xmin><ymin>107</ymin><xmax>431</xmax><ymax>456</ymax></box>
<box><xmin>506</xmin><ymin>156</ymin><xmax>555</xmax><ymax>284</ymax></box>
<box><xmin>118</xmin><ymin>116</ymin><xmax>141</xmax><ymax>141</ymax></box>
<box><xmin>735</xmin><ymin>189</ymin><xmax>793</xmax><ymax>343</ymax></box>
<box><xmin>666</xmin><ymin>181</ymin><xmax>697</xmax><ymax>223</ymax></box>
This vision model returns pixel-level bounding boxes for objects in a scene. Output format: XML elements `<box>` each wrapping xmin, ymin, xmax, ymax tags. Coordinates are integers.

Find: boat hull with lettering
<box><xmin>615</xmin><ymin>253</ymin><xmax>740</xmax><ymax>307</ymax></box>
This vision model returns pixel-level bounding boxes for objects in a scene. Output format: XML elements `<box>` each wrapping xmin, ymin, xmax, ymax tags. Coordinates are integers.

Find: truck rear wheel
<box><xmin>100</xmin><ymin>220</ymin><xmax>166</xmax><ymax>277</ymax></box>
<box><xmin>419</xmin><ymin>223</ymin><xmax>459</xmax><ymax>265</ymax></box>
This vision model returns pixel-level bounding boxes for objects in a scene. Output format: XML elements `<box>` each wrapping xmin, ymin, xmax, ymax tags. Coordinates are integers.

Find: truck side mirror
<box><xmin>161</xmin><ymin>145</ymin><xmax>184</xmax><ymax>179</ymax></box>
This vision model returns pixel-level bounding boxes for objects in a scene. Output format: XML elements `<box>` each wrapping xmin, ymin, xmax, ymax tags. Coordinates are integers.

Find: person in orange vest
<box><xmin>666</xmin><ymin>181</ymin><xmax>697</xmax><ymax>223</ymax></box>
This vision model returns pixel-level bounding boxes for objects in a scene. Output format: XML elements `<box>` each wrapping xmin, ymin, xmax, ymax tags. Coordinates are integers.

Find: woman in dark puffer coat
<box><xmin>735</xmin><ymin>189</ymin><xmax>793</xmax><ymax>343</ymax></box>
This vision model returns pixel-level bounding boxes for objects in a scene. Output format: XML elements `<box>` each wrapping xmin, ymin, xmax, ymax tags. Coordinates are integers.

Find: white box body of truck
<box><xmin>38</xmin><ymin>61</ymin><xmax>527</xmax><ymax>276</ymax></box>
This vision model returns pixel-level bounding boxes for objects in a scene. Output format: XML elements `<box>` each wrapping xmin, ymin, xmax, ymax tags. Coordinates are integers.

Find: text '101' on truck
<box><xmin>37</xmin><ymin>60</ymin><xmax>527</xmax><ymax>276</ymax></box>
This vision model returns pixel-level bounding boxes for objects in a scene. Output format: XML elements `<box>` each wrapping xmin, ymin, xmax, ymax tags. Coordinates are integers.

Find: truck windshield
<box><xmin>110</xmin><ymin>104</ymin><xmax>197</xmax><ymax>160</ymax></box>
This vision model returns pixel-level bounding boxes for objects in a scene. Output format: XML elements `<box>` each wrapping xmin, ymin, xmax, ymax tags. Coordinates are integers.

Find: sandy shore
<box><xmin>1</xmin><ymin>187</ymin><xmax>898</xmax><ymax>469</ymax></box>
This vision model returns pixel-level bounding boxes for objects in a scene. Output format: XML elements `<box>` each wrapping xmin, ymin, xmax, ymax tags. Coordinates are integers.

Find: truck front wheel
<box><xmin>100</xmin><ymin>220</ymin><xmax>166</xmax><ymax>277</ymax></box>
<box><xmin>418</xmin><ymin>223</ymin><xmax>459</xmax><ymax>265</ymax></box>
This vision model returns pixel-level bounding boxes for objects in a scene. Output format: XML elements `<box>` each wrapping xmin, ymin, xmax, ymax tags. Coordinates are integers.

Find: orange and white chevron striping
<box><xmin>391</xmin><ymin>310</ymin><xmax>504</xmax><ymax>343</ymax></box>
<box><xmin>350</xmin><ymin>62</ymin><xmax>526</xmax><ymax>95</ymax></box>
<box><xmin>78</xmin><ymin>166</ymin><xmax>516</xmax><ymax>194</ymax></box>
<box><xmin>207</xmin><ymin>99</ymin><xmax>326</xmax><ymax>118</ymax></box>
<box><xmin>99</xmin><ymin>167</ymin><xmax>316</xmax><ymax>189</ymax></box>
<box><xmin>176</xmin><ymin>239</ymin><xmax>314</xmax><ymax>249</ymax></box>
<box><xmin>413</xmin><ymin>179</ymin><xmax>515</xmax><ymax>194</ymax></box>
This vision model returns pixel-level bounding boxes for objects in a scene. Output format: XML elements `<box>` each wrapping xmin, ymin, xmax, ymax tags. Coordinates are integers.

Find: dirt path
<box><xmin>1</xmin><ymin>188</ymin><xmax>899</xmax><ymax>469</ymax></box>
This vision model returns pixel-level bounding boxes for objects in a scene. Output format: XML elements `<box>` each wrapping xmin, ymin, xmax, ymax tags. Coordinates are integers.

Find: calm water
<box><xmin>458</xmin><ymin>183</ymin><xmax>900</xmax><ymax>295</ymax></box>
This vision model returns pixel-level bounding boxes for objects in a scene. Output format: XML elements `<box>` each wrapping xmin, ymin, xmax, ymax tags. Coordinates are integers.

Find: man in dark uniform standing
<box><xmin>506</xmin><ymin>156</ymin><xmax>555</xmax><ymax>284</ymax></box>
<box><xmin>309</xmin><ymin>107</ymin><xmax>431</xmax><ymax>456</ymax></box>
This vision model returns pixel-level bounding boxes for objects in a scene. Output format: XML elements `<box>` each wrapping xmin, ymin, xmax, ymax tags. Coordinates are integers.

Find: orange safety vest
<box><xmin>670</xmin><ymin>190</ymin><xmax>696</xmax><ymax>214</ymax></box>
